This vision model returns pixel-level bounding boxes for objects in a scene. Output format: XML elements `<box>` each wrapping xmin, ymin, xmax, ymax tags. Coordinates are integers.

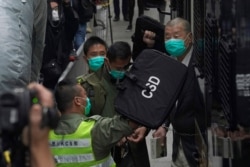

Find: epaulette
<box><xmin>76</xmin><ymin>75</ymin><xmax>85</xmax><ymax>84</ymax></box>
<box><xmin>88</xmin><ymin>115</ymin><xmax>102</xmax><ymax>121</ymax></box>
<box><xmin>76</xmin><ymin>73</ymin><xmax>94</xmax><ymax>84</ymax></box>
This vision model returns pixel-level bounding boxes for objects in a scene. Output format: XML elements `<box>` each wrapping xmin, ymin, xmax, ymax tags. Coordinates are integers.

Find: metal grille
<box><xmin>193</xmin><ymin>0</ymin><xmax>205</xmax><ymax>75</ymax></box>
<box><xmin>204</xmin><ymin>15</ymin><xmax>219</xmax><ymax>94</ymax></box>
<box><xmin>218</xmin><ymin>36</ymin><xmax>236</xmax><ymax>128</ymax></box>
<box><xmin>203</xmin><ymin>2</ymin><xmax>220</xmax><ymax>127</ymax></box>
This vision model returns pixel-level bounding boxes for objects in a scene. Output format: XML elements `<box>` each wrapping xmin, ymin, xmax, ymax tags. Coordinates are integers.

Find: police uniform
<box><xmin>77</xmin><ymin>66</ymin><xmax>118</xmax><ymax>117</ymax></box>
<box><xmin>49</xmin><ymin>113</ymin><xmax>133</xmax><ymax>167</ymax></box>
<box><xmin>77</xmin><ymin>66</ymin><xmax>151</xmax><ymax>167</ymax></box>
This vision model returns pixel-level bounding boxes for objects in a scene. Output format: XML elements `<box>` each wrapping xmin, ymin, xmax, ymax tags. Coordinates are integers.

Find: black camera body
<box><xmin>0</xmin><ymin>88</ymin><xmax>59</xmax><ymax>135</ymax></box>
<box><xmin>0</xmin><ymin>88</ymin><xmax>59</xmax><ymax>167</ymax></box>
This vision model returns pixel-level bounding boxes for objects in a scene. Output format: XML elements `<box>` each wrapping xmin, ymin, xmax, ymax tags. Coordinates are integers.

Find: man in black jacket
<box><xmin>143</xmin><ymin>17</ymin><xmax>206</xmax><ymax>167</ymax></box>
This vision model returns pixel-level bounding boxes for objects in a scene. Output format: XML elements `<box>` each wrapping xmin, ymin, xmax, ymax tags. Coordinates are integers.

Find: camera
<box><xmin>0</xmin><ymin>88</ymin><xmax>59</xmax><ymax>167</ymax></box>
<box><xmin>0</xmin><ymin>88</ymin><xmax>59</xmax><ymax>135</ymax></box>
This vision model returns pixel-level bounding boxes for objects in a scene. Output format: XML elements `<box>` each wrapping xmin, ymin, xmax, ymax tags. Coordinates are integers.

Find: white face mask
<box><xmin>52</xmin><ymin>8</ymin><xmax>59</xmax><ymax>21</ymax></box>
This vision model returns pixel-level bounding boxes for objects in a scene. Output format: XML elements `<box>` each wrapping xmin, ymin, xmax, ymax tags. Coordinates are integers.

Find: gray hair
<box><xmin>166</xmin><ymin>17</ymin><xmax>191</xmax><ymax>33</ymax></box>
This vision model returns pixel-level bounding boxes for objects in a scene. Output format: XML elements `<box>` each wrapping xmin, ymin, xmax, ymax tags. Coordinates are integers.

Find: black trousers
<box><xmin>113</xmin><ymin>0</ymin><xmax>129</xmax><ymax>18</ymax></box>
<box><xmin>128</xmin><ymin>0</ymin><xmax>144</xmax><ymax>25</ymax></box>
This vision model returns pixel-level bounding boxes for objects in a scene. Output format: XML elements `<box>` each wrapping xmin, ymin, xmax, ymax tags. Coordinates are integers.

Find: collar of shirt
<box><xmin>181</xmin><ymin>47</ymin><xmax>193</xmax><ymax>67</ymax></box>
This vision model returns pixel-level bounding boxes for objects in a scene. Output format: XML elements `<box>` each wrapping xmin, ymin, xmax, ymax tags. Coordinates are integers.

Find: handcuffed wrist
<box><xmin>161</xmin><ymin>123</ymin><xmax>168</xmax><ymax>131</ymax></box>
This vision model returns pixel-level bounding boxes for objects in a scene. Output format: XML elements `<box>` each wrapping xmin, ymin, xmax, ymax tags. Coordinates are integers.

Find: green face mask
<box><xmin>88</xmin><ymin>56</ymin><xmax>105</xmax><ymax>71</ymax></box>
<box><xmin>109</xmin><ymin>70</ymin><xmax>125</xmax><ymax>80</ymax></box>
<box><xmin>84</xmin><ymin>97</ymin><xmax>91</xmax><ymax>116</ymax></box>
<box><xmin>164</xmin><ymin>39</ymin><xmax>186</xmax><ymax>57</ymax></box>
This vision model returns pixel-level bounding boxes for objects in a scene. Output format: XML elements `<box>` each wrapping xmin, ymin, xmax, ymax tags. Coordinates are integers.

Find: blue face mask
<box><xmin>164</xmin><ymin>39</ymin><xmax>187</xmax><ymax>57</ymax></box>
<box><xmin>88</xmin><ymin>56</ymin><xmax>105</xmax><ymax>71</ymax></box>
<box><xmin>83</xmin><ymin>97</ymin><xmax>91</xmax><ymax>116</ymax></box>
<box><xmin>109</xmin><ymin>70</ymin><xmax>125</xmax><ymax>80</ymax></box>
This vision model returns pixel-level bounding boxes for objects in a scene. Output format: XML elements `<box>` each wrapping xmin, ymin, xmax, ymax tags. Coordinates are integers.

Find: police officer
<box><xmin>77</xmin><ymin>38</ymin><xmax>151</xmax><ymax>167</ymax></box>
<box><xmin>49</xmin><ymin>79</ymin><xmax>139</xmax><ymax>166</ymax></box>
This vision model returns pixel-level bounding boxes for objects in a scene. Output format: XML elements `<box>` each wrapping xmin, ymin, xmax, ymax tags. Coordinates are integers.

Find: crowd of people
<box><xmin>0</xmin><ymin>0</ymin><xmax>208</xmax><ymax>167</ymax></box>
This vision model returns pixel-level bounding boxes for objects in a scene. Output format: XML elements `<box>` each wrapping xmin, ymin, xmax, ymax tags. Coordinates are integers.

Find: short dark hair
<box><xmin>83</xmin><ymin>36</ymin><xmax>108</xmax><ymax>55</ymax></box>
<box><xmin>54</xmin><ymin>79</ymin><xmax>80</xmax><ymax>112</ymax></box>
<box><xmin>107</xmin><ymin>41</ymin><xmax>131</xmax><ymax>62</ymax></box>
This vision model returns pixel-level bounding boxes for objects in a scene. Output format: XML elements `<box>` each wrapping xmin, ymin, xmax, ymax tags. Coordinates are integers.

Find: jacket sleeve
<box><xmin>90</xmin><ymin>115</ymin><xmax>134</xmax><ymax>160</ymax></box>
<box><xmin>31</xmin><ymin>0</ymin><xmax>47</xmax><ymax>82</ymax></box>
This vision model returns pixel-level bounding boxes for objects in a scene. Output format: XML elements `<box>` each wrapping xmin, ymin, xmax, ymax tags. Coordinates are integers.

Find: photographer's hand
<box><xmin>28</xmin><ymin>82</ymin><xmax>54</xmax><ymax>108</ymax></box>
<box><xmin>22</xmin><ymin>83</ymin><xmax>55</xmax><ymax>167</ymax></box>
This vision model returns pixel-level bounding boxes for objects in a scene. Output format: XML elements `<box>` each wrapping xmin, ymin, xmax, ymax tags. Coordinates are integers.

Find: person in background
<box><xmin>126</xmin><ymin>0</ymin><xmax>144</xmax><ymax>31</ymax></box>
<box><xmin>113</xmin><ymin>0</ymin><xmax>129</xmax><ymax>21</ymax></box>
<box><xmin>0</xmin><ymin>0</ymin><xmax>47</xmax><ymax>91</ymax></box>
<box><xmin>41</xmin><ymin>0</ymin><xmax>78</xmax><ymax>90</ymax></box>
<box><xmin>143</xmin><ymin>0</ymin><xmax>150</xmax><ymax>11</ymax></box>
<box><xmin>159</xmin><ymin>0</ymin><xmax>167</xmax><ymax>24</ymax></box>
<box><xmin>50</xmin><ymin>79</ymin><xmax>140</xmax><ymax>166</ymax></box>
<box><xmin>143</xmin><ymin>17</ymin><xmax>206</xmax><ymax>167</ymax></box>
<box><xmin>72</xmin><ymin>0</ymin><xmax>96</xmax><ymax>50</ymax></box>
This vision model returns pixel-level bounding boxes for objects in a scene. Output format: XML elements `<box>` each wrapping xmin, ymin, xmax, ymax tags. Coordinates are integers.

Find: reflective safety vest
<box><xmin>49</xmin><ymin>120</ymin><xmax>115</xmax><ymax>167</ymax></box>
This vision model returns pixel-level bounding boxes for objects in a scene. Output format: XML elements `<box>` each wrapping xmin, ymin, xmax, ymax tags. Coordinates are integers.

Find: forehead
<box><xmin>110</xmin><ymin>57</ymin><xmax>130</xmax><ymax>68</ymax></box>
<box><xmin>87</xmin><ymin>44</ymin><xmax>107</xmax><ymax>57</ymax></box>
<box><xmin>165</xmin><ymin>24</ymin><xmax>186</xmax><ymax>35</ymax></box>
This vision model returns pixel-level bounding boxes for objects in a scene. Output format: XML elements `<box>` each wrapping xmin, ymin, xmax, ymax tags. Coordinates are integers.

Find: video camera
<box><xmin>0</xmin><ymin>88</ymin><xmax>59</xmax><ymax>135</ymax></box>
<box><xmin>0</xmin><ymin>87</ymin><xmax>59</xmax><ymax>167</ymax></box>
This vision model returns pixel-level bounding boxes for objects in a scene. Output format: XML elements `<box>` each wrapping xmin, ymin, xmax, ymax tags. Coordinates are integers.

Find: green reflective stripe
<box><xmin>55</xmin><ymin>154</ymin><xmax>94</xmax><ymax>163</ymax></box>
<box><xmin>50</xmin><ymin>139</ymin><xmax>91</xmax><ymax>148</ymax></box>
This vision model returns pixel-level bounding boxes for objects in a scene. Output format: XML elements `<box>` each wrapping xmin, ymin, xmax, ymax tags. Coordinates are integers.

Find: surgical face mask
<box><xmin>78</xmin><ymin>97</ymin><xmax>91</xmax><ymax>116</ymax></box>
<box><xmin>52</xmin><ymin>7</ymin><xmax>59</xmax><ymax>21</ymax></box>
<box><xmin>88</xmin><ymin>56</ymin><xmax>105</xmax><ymax>71</ymax></box>
<box><xmin>164</xmin><ymin>33</ymin><xmax>190</xmax><ymax>57</ymax></box>
<box><xmin>109</xmin><ymin>70</ymin><xmax>125</xmax><ymax>80</ymax></box>
<box><xmin>164</xmin><ymin>39</ymin><xmax>186</xmax><ymax>57</ymax></box>
<box><xmin>84</xmin><ymin>97</ymin><xmax>91</xmax><ymax>116</ymax></box>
